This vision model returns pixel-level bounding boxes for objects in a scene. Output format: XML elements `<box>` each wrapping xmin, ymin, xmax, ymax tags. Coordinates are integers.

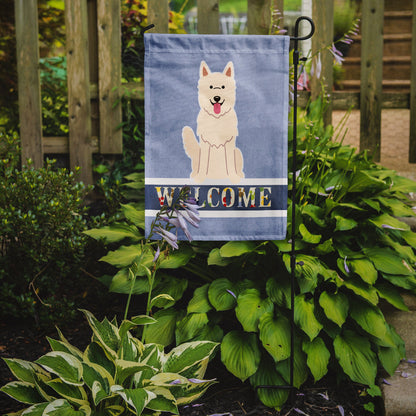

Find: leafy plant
<box><xmin>0</xmin><ymin>157</ymin><xmax>90</xmax><ymax>324</ymax></box>
<box><xmin>1</xmin><ymin>309</ymin><xmax>218</xmax><ymax>415</ymax></box>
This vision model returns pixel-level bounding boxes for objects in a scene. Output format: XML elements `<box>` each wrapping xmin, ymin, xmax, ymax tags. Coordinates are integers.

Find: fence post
<box><xmin>360</xmin><ymin>0</ymin><xmax>384</xmax><ymax>162</ymax></box>
<box><xmin>65</xmin><ymin>0</ymin><xmax>93</xmax><ymax>184</ymax></box>
<box><xmin>310</xmin><ymin>0</ymin><xmax>333</xmax><ymax>126</ymax></box>
<box><xmin>197</xmin><ymin>0</ymin><xmax>219</xmax><ymax>34</ymax></box>
<box><xmin>97</xmin><ymin>0</ymin><xmax>122</xmax><ymax>154</ymax></box>
<box><xmin>247</xmin><ymin>0</ymin><xmax>279</xmax><ymax>35</ymax></box>
<box><xmin>14</xmin><ymin>0</ymin><xmax>43</xmax><ymax>168</ymax></box>
<box><xmin>148</xmin><ymin>0</ymin><xmax>169</xmax><ymax>33</ymax></box>
<box><xmin>409</xmin><ymin>0</ymin><xmax>416</xmax><ymax>163</ymax></box>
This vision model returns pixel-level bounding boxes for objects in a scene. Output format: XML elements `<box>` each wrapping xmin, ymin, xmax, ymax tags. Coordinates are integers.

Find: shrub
<box><xmin>1</xmin><ymin>310</ymin><xmax>218</xmax><ymax>415</ymax></box>
<box><xmin>0</xmin><ymin>147</ymin><xmax>90</xmax><ymax>324</ymax></box>
<box><xmin>86</xmin><ymin>97</ymin><xmax>416</xmax><ymax>409</ymax></box>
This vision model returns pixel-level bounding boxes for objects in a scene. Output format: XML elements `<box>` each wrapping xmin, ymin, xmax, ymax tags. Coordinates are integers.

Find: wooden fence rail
<box><xmin>14</xmin><ymin>0</ymin><xmax>416</xmax><ymax>184</ymax></box>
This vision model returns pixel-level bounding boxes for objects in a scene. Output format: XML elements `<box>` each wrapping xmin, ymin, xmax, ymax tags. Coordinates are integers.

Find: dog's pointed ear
<box><xmin>223</xmin><ymin>61</ymin><xmax>234</xmax><ymax>78</ymax></box>
<box><xmin>200</xmin><ymin>61</ymin><xmax>211</xmax><ymax>77</ymax></box>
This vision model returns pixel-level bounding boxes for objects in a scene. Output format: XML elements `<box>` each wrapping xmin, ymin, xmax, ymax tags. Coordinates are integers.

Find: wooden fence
<box><xmin>14</xmin><ymin>0</ymin><xmax>416</xmax><ymax>184</ymax></box>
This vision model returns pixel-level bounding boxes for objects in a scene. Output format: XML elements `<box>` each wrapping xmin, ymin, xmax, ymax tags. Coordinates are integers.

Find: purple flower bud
<box><xmin>155</xmin><ymin>226</ymin><xmax>179</xmax><ymax>250</ymax></box>
<box><xmin>226</xmin><ymin>289</ymin><xmax>237</xmax><ymax>299</ymax></box>
<box><xmin>383</xmin><ymin>378</ymin><xmax>392</xmax><ymax>385</ymax></box>
<box><xmin>381</xmin><ymin>224</ymin><xmax>406</xmax><ymax>231</ymax></box>
<box><xmin>152</xmin><ymin>246</ymin><xmax>160</xmax><ymax>263</ymax></box>
<box><xmin>337</xmin><ymin>405</ymin><xmax>345</xmax><ymax>416</ymax></box>
<box><xmin>344</xmin><ymin>256</ymin><xmax>350</xmax><ymax>274</ymax></box>
<box><xmin>170</xmin><ymin>379</ymin><xmax>182</xmax><ymax>385</ymax></box>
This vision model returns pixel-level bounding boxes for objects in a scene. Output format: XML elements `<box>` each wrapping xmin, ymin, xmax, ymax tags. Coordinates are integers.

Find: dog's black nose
<box><xmin>213</xmin><ymin>96</ymin><xmax>221</xmax><ymax>102</ymax></box>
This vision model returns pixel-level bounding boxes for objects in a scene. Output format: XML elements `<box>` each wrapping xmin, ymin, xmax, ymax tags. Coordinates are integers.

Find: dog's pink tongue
<box><xmin>213</xmin><ymin>103</ymin><xmax>221</xmax><ymax>114</ymax></box>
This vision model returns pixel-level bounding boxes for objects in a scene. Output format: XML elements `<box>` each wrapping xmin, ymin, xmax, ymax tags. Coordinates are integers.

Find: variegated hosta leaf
<box><xmin>19</xmin><ymin>402</ymin><xmax>48</xmax><ymax>415</ymax></box>
<box><xmin>148</xmin><ymin>373</ymin><xmax>216</xmax><ymax>406</ymax></box>
<box><xmin>82</xmin><ymin>362</ymin><xmax>114</xmax><ymax>406</ymax></box>
<box><xmin>2</xmin><ymin>358</ymin><xmax>49</xmax><ymax>384</ymax></box>
<box><xmin>97</xmin><ymin>405</ymin><xmax>124</xmax><ymax>416</ymax></box>
<box><xmin>143</xmin><ymin>308</ymin><xmax>178</xmax><ymax>346</ymax></box>
<box><xmin>47</xmin><ymin>337</ymin><xmax>83</xmax><ymax>361</ymax></box>
<box><xmin>302</xmin><ymin>337</ymin><xmax>330</xmax><ymax>382</ymax></box>
<box><xmin>134</xmin><ymin>344</ymin><xmax>164</xmax><ymax>386</ymax></box>
<box><xmin>35</xmin><ymin>352</ymin><xmax>83</xmax><ymax>386</ymax></box>
<box><xmin>162</xmin><ymin>341</ymin><xmax>218</xmax><ymax>379</ymax></box>
<box><xmin>258</xmin><ymin>313</ymin><xmax>291</xmax><ymax>362</ymax></box>
<box><xmin>115</xmin><ymin>359</ymin><xmax>155</xmax><ymax>384</ymax></box>
<box><xmin>81</xmin><ymin>310</ymin><xmax>120</xmax><ymax>359</ymax></box>
<box><xmin>42</xmin><ymin>399</ymin><xmax>91</xmax><ymax>415</ymax></box>
<box><xmin>221</xmin><ymin>331</ymin><xmax>261</xmax><ymax>382</ymax></box>
<box><xmin>235</xmin><ymin>289</ymin><xmax>274</xmax><ymax>332</ymax></box>
<box><xmin>46</xmin><ymin>378</ymin><xmax>88</xmax><ymax>406</ymax></box>
<box><xmin>250</xmin><ymin>356</ymin><xmax>289</xmax><ymax>410</ymax></box>
<box><xmin>83</xmin><ymin>342</ymin><xmax>116</xmax><ymax>378</ymax></box>
<box><xmin>119</xmin><ymin>316</ymin><xmax>156</xmax><ymax>341</ymax></box>
<box><xmin>144</xmin><ymin>386</ymin><xmax>178</xmax><ymax>414</ymax></box>
<box><xmin>110</xmin><ymin>385</ymin><xmax>156</xmax><ymax>415</ymax></box>
<box><xmin>175</xmin><ymin>313</ymin><xmax>209</xmax><ymax>345</ymax></box>
<box><xmin>0</xmin><ymin>381</ymin><xmax>44</xmax><ymax>404</ymax></box>
<box><xmin>119</xmin><ymin>332</ymin><xmax>144</xmax><ymax>362</ymax></box>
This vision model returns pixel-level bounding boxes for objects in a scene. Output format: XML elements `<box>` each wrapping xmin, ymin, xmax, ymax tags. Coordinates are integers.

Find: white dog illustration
<box><xmin>182</xmin><ymin>61</ymin><xmax>244</xmax><ymax>184</ymax></box>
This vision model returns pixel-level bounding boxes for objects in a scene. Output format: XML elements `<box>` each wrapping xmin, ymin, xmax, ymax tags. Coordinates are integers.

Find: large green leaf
<box><xmin>382</xmin><ymin>273</ymin><xmax>416</xmax><ymax>290</ymax></box>
<box><xmin>299</xmin><ymin>223</ymin><xmax>321</xmax><ymax>244</ymax></box>
<box><xmin>158</xmin><ymin>246</ymin><xmax>194</xmax><ymax>269</ymax></box>
<box><xmin>187</xmin><ymin>284</ymin><xmax>212</xmax><ymax>314</ymax></box>
<box><xmin>108</xmin><ymin>269</ymin><xmax>149</xmax><ymax>295</ymax></box>
<box><xmin>378</xmin><ymin>345</ymin><xmax>402</xmax><ymax>376</ymax></box>
<box><xmin>342</xmin><ymin>276</ymin><xmax>379</xmax><ymax>305</ymax></box>
<box><xmin>100</xmin><ymin>245</ymin><xmax>153</xmax><ymax>268</ymax></box>
<box><xmin>302</xmin><ymin>338</ymin><xmax>330</xmax><ymax>382</ymax></box>
<box><xmin>175</xmin><ymin>313</ymin><xmax>209</xmax><ymax>344</ymax></box>
<box><xmin>364</xmin><ymin>247</ymin><xmax>414</xmax><ymax>275</ymax></box>
<box><xmin>258</xmin><ymin>313</ymin><xmax>291</xmax><ymax>362</ymax></box>
<box><xmin>84</xmin><ymin>224</ymin><xmax>141</xmax><ymax>243</ymax></box>
<box><xmin>207</xmin><ymin>248</ymin><xmax>232</xmax><ymax>266</ymax></box>
<box><xmin>1</xmin><ymin>381</ymin><xmax>44</xmax><ymax>404</ymax></box>
<box><xmin>333</xmin><ymin>330</ymin><xmax>377</xmax><ymax>386</ymax></box>
<box><xmin>294</xmin><ymin>295</ymin><xmax>323</xmax><ymax>341</ymax></box>
<box><xmin>221</xmin><ymin>331</ymin><xmax>261</xmax><ymax>381</ymax></box>
<box><xmin>334</xmin><ymin>215</ymin><xmax>357</xmax><ymax>231</ymax></box>
<box><xmin>208</xmin><ymin>278</ymin><xmax>237</xmax><ymax>311</ymax></box>
<box><xmin>151</xmin><ymin>276</ymin><xmax>188</xmax><ymax>308</ymax></box>
<box><xmin>120</xmin><ymin>204</ymin><xmax>145</xmax><ymax>228</ymax></box>
<box><xmin>219</xmin><ymin>241</ymin><xmax>256</xmax><ymax>257</ymax></box>
<box><xmin>349</xmin><ymin>258</ymin><xmax>378</xmax><ymax>285</ymax></box>
<box><xmin>375</xmin><ymin>283</ymin><xmax>409</xmax><ymax>311</ymax></box>
<box><xmin>302</xmin><ymin>204</ymin><xmax>326</xmax><ymax>227</ymax></box>
<box><xmin>283</xmin><ymin>254</ymin><xmax>322</xmax><ymax>293</ymax></box>
<box><xmin>370</xmin><ymin>212</ymin><xmax>410</xmax><ymax>231</ymax></box>
<box><xmin>318</xmin><ymin>291</ymin><xmax>348</xmax><ymax>327</ymax></box>
<box><xmin>142</xmin><ymin>308</ymin><xmax>178</xmax><ymax>346</ymax></box>
<box><xmin>250</xmin><ymin>356</ymin><xmax>289</xmax><ymax>409</ymax></box>
<box><xmin>235</xmin><ymin>289</ymin><xmax>273</xmax><ymax>332</ymax></box>
<box><xmin>275</xmin><ymin>341</ymin><xmax>308</xmax><ymax>389</ymax></box>
<box><xmin>347</xmin><ymin>170</ymin><xmax>388</xmax><ymax>193</ymax></box>
<box><xmin>266</xmin><ymin>277</ymin><xmax>291</xmax><ymax>309</ymax></box>
<box><xmin>35</xmin><ymin>352</ymin><xmax>83</xmax><ymax>386</ymax></box>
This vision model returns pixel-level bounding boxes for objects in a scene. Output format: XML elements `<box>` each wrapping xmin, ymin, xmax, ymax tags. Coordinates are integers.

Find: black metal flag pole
<box><xmin>256</xmin><ymin>16</ymin><xmax>315</xmax><ymax>402</ymax></box>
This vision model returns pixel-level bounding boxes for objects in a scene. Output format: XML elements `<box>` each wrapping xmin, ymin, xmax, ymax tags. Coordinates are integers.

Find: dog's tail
<box><xmin>182</xmin><ymin>126</ymin><xmax>200</xmax><ymax>160</ymax></box>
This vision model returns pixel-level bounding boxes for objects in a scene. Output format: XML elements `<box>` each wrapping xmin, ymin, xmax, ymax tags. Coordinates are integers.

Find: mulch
<box><xmin>0</xmin><ymin>312</ymin><xmax>378</xmax><ymax>416</ymax></box>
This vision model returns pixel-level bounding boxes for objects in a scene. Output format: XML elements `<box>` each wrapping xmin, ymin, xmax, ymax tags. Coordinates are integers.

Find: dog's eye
<box><xmin>221</xmin><ymin>85</ymin><xmax>225</xmax><ymax>89</ymax></box>
<box><xmin>210</xmin><ymin>85</ymin><xmax>213</xmax><ymax>89</ymax></box>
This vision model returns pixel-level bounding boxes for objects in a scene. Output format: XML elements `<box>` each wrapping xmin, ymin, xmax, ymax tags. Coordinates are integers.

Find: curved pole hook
<box><xmin>291</xmin><ymin>16</ymin><xmax>315</xmax><ymax>42</ymax></box>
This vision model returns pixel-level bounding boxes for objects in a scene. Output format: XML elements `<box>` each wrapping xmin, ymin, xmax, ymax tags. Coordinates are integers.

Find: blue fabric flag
<box><xmin>144</xmin><ymin>33</ymin><xmax>289</xmax><ymax>240</ymax></box>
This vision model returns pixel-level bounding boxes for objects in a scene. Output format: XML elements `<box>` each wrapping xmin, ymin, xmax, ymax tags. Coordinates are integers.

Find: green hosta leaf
<box><xmin>100</xmin><ymin>245</ymin><xmax>153</xmax><ymax>269</ymax></box>
<box><xmin>364</xmin><ymin>248</ymin><xmax>414</xmax><ymax>275</ymax></box>
<box><xmin>377</xmin><ymin>197</ymin><xmax>415</xmax><ymax>217</ymax></box>
<box><xmin>46</xmin><ymin>379</ymin><xmax>88</xmax><ymax>406</ymax></box>
<box><xmin>121</xmin><ymin>203</ymin><xmax>145</xmax><ymax>228</ymax></box>
<box><xmin>149</xmin><ymin>373</ymin><xmax>216</xmax><ymax>406</ymax></box>
<box><xmin>283</xmin><ymin>254</ymin><xmax>322</xmax><ymax>293</ymax></box>
<box><xmin>142</xmin><ymin>308</ymin><xmax>178</xmax><ymax>346</ymax></box>
<box><xmin>382</xmin><ymin>273</ymin><xmax>416</xmax><ymax>290</ymax></box>
<box><xmin>334</xmin><ymin>215</ymin><xmax>357</xmax><ymax>231</ymax></box>
<box><xmin>273</xmin><ymin>239</ymin><xmax>306</xmax><ymax>252</ymax></box>
<box><xmin>152</xmin><ymin>276</ymin><xmax>188</xmax><ymax>308</ymax></box>
<box><xmin>347</xmin><ymin>170</ymin><xmax>388</xmax><ymax>193</ymax></box>
<box><xmin>378</xmin><ymin>345</ymin><xmax>402</xmax><ymax>376</ymax></box>
<box><xmin>219</xmin><ymin>241</ymin><xmax>256</xmax><ymax>257</ymax></box>
<box><xmin>375</xmin><ymin>283</ymin><xmax>409</xmax><ymax>311</ymax></box>
<box><xmin>349</xmin><ymin>258</ymin><xmax>378</xmax><ymax>285</ymax></box>
<box><xmin>208</xmin><ymin>278</ymin><xmax>237</xmax><ymax>311</ymax></box>
<box><xmin>235</xmin><ymin>289</ymin><xmax>273</xmax><ymax>332</ymax></box>
<box><xmin>207</xmin><ymin>248</ymin><xmax>231</xmax><ymax>266</ymax></box>
<box><xmin>111</xmin><ymin>385</ymin><xmax>155</xmax><ymax>415</ymax></box>
<box><xmin>35</xmin><ymin>352</ymin><xmax>82</xmax><ymax>386</ymax></box>
<box><xmin>115</xmin><ymin>359</ymin><xmax>154</xmax><ymax>384</ymax></box>
<box><xmin>175</xmin><ymin>313</ymin><xmax>209</xmax><ymax>344</ymax></box>
<box><xmin>97</xmin><ymin>405</ymin><xmax>124</xmax><ymax>416</ymax></box>
<box><xmin>401</xmin><ymin>230</ymin><xmax>416</xmax><ymax>247</ymax></box>
<box><xmin>275</xmin><ymin>341</ymin><xmax>308</xmax><ymax>389</ymax></box>
<box><xmin>1</xmin><ymin>381</ymin><xmax>44</xmax><ymax>404</ymax></box>
<box><xmin>389</xmin><ymin>174</ymin><xmax>416</xmax><ymax>193</ymax></box>
<box><xmin>163</xmin><ymin>341</ymin><xmax>218</xmax><ymax>379</ymax></box>
<box><xmin>266</xmin><ymin>277</ymin><xmax>291</xmax><ymax>308</ymax></box>
<box><xmin>258</xmin><ymin>313</ymin><xmax>290</xmax><ymax>362</ymax></box>
<box><xmin>294</xmin><ymin>295</ymin><xmax>323</xmax><ymax>341</ymax></box>
<box><xmin>370</xmin><ymin>213</ymin><xmax>410</xmax><ymax>231</ymax></box>
<box><xmin>349</xmin><ymin>302</ymin><xmax>392</xmax><ymax>346</ymax></box>
<box><xmin>221</xmin><ymin>331</ymin><xmax>261</xmax><ymax>381</ymax></box>
<box><xmin>43</xmin><ymin>399</ymin><xmax>91</xmax><ymax>415</ymax></box>
<box><xmin>83</xmin><ymin>342</ymin><xmax>116</xmax><ymax>378</ymax></box>
<box><xmin>109</xmin><ymin>269</ymin><xmax>149</xmax><ymax>295</ymax></box>
<box><xmin>81</xmin><ymin>310</ymin><xmax>120</xmax><ymax>358</ymax></box>
<box><xmin>318</xmin><ymin>291</ymin><xmax>349</xmax><ymax>327</ymax></box>
<box><xmin>250</xmin><ymin>356</ymin><xmax>289</xmax><ymax>409</ymax></box>
<box><xmin>362</xmin><ymin>198</ymin><xmax>380</xmax><ymax>212</ymax></box>
<box><xmin>187</xmin><ymin>284</ymin><xmax>212</xmax><ymax>314</ymax></box>
<box><xmin>333</xmin><ymin>330</ymin><xmax>377</xmax><ymax>386</ymax></box>
<box><xmin>150</xmin><ymin>294</ymin><xmax>175</xmax><ymax>309</ymax></box>
<box><xmin>119</xmin><ymin>316</ymin><xmax>156</xmax><ymax>341</ymax></box>
<box><xmin>84</xmin><ymin>224</ymin><xmax>141</xmax><ymax>243</ymax></box>
<box><xmin>342</xmin><ymin>276</ymin><xmax>379</xmax><ymax>305</ymax></box>
<box><xmin>158</xmin><ymin>246</ymin><xmax>194</xmax><ymax>269</ymax></box>
<box><xmin>315</xmin><ymin>239</ymin><xmax>335</xmax><ymax>255</ymax></box>
<box><xmin>3</xmin><ymin>359</ymin><xmax>49</xmax><ymax>384</ymax></box>
<box><xmin>190</xmin><ymin>324</ymin><xmax>224</xmax><ymax>343</ymax></box>
<box><xmin>302</xmin><ymin>204</ymin><xmax>326</xmax><ymax>227</ymax></box>
<box><xmin>299</xmin><ymin>223</ymin><xmax>321</xmax><ymax>244</ymax></box>
<box><xmin>144</xmin><ymin>386</ymin><xmax>178</xmax><ymax>414</ymax></box>
<box><xmin>302</xmin><ymin>338</ymin><xmax>330</xmax><ymax>382</ymax></box>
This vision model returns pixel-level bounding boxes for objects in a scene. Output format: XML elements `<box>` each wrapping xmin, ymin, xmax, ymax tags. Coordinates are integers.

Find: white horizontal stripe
<box><xmin>145</xmin><ymin>178</ymin><xmax>288</xmax><ymax>186</ymax></box>
<box><xmin>145</xmin><ymin>209</ymin><xmax>287</xmax><ymax>218</ymax></box>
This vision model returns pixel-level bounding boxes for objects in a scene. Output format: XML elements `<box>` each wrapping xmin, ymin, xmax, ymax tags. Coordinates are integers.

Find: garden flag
<box><xmin>144</xmin><ymin>33</ymin><xmax>289</xmax><ymax>240</ymax></box>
